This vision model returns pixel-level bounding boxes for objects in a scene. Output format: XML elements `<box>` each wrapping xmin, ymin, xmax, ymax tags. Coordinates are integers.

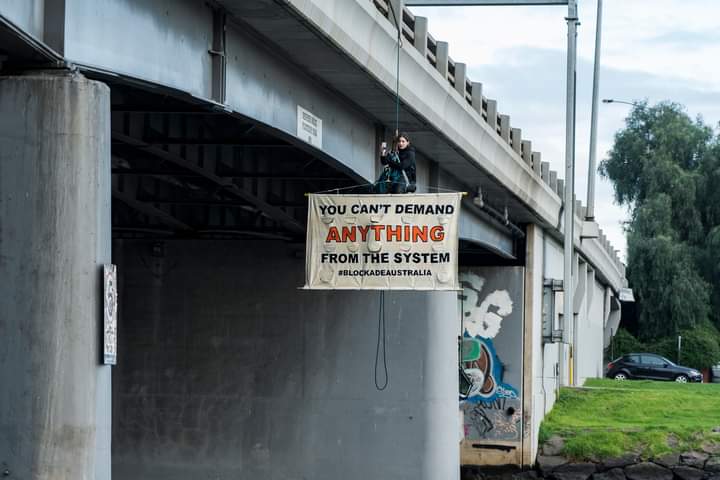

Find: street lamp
<box><xmin>602</xmin><ymin>99</ymin><xmax>642</xmax><ymax>107</ymax></box>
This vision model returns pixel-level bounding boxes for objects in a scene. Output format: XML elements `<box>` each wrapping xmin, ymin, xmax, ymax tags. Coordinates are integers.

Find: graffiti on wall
<box><xmin>459</xmin><ymin>270</ymin><xmax>522</xmax><ymax>442</ymax></box>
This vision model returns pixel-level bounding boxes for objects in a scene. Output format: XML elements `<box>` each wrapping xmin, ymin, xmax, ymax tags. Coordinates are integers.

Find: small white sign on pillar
<box><xmin>297</xmin><ymin>105</ymin><xmax>322</xmax><ymax>148</ymax></box>
<box><xmin>103</xmin><ymin>264</ymin><xmax>118</xmax><ymax>365</ymax></box>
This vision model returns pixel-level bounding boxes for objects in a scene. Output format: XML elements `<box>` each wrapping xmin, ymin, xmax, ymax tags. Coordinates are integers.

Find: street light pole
<box><xmin>586</xmin><ymin>0</ymin><xmax>603</xmax><ymax>220</ymax></box>
<box><xmin>562</xmin><ymin>0</ymin><xmax>579</xmax><ymax>386</ymax></box>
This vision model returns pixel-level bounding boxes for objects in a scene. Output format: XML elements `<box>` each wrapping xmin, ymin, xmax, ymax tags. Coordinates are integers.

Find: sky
<box><xmin>411</xmin><ymin>0</ymin><xmax>720</xmax><ymax>261</ymax></box>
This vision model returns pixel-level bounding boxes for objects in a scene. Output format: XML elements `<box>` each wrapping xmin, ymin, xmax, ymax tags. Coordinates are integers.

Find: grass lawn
<box><xmin>539</xmin><ymin>378</ymin><xmax>720</xmax><ymax>460</ymax></box>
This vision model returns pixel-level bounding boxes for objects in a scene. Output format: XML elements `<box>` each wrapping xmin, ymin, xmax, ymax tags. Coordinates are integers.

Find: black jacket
<box><xmin>381</xmin><ymin>145</ymin><xmax>416</xmax><ymax>183</ymax></box>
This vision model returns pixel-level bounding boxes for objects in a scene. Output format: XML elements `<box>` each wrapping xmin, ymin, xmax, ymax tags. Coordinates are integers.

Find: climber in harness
<box><xmin>375</xmin><ymin>132</ymin><xmax>417</xmax><ymax>194</ymax></box>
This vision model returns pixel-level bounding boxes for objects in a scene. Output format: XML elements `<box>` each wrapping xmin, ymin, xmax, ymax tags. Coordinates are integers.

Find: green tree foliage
<box><xmin>601</xmin><ymin>101</ymin><xmax>720</xmax><ymax>359</ymax></box>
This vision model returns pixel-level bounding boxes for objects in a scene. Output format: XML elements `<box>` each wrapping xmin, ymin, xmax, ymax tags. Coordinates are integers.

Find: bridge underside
<box><xmin>0</xmin><ymin>1</ymin><xmax>612</xmax><ymax>478</ymax></box>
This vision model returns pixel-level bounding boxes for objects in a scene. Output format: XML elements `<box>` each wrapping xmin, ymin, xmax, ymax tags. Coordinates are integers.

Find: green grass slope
<box><xmin>539</xmin><ymin>379</ymin><xmax>720</xmax><ymax>460</ymax></box>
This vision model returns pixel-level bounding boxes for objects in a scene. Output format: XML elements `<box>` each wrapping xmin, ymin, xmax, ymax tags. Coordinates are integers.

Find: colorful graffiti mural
<box><xmin>459</xmin><ymin>269</ymin><xmax>523</xmax><ymax>443</ymax></box>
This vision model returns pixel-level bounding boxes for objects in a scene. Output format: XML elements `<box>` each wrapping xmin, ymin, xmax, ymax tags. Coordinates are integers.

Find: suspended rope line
<box><xmin>386</xmin><ymin>0</ymin><xmax>403</xmax><ymax>135</ymax></box>
<box><xmin>375</xmin><ymin>290</ymin><xmax>389</xmax><ymax>391</ymax></box>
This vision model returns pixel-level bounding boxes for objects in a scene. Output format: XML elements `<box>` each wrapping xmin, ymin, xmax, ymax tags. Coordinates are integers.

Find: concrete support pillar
<box><xmin>0</xmin><ymin>72</ymin><xmax>111</xmax><ymax>480</ymax></box>
<box><xmin>422</xmin><ymin>291</ymin><xmax>460</xmax><ymax>480</ymax></box>
<box><xmin>471</xmin><ymin>81</ymin><xmax>483</xmax><ymax>115</ymax></box>
<box><xmin>521</xmin><ymin>140</ymin><xmax>532</xmax><ymax>166</ymax></box>
<box><xmin>511</xmin><ymin>128</ymin><xmax>522</xmax><ymax>155</ymax></box>
<box><xmin>414</xmin><ymin>16</ymin><xmax>428</xmax><ymax>56</ymax></box>
<box><xmin>531</xmin><ymin>151</ymin><xmax>542</xmax><ymax>175</ymax></box>
<box><xmin>486</xmin><ymin>99</ymin><xmax>498</xmax><ymax>133</ymax></box>
<box><xmin>454</xmin><ymin>62</ymin><xmax>467</xmax><ymax>98</ymax></box>
<box><xmin>499</xmin><ymin>114</ymin><xmax>510</xmax><ymax>142</ymax></box>
<box><xmin>436</xmin><ymin>41</ymin><xmax>449</xmax><ymax>78</ymax></box>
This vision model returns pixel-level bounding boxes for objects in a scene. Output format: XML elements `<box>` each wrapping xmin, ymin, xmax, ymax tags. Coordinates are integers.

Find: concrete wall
<box><xmin>459</xmin><ymin>266</ymin><xmax>525</xmax><ymax>466</ymax></box>
<box><xmin>112</xmin><ymin>239</ymin><xmax>459</xmax><ymax>480</ymax></box>
<box><xmin>576</xmin><ymin>279</ymin><xmax>607</xmax><ymax>384</ymax></box>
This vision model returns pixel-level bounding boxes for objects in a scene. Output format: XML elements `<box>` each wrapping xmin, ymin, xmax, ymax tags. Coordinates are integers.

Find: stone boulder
<box><xmin>624</xmin><ymin>462</ymin><xmax>672</xmax><ymax>480</ymax></box>
<box><xmin>550</xmin><ymin>462</ymin><xmax>597</xmax><ymax>480</ymax></box>
<box><xmin>680</xmin><ymin>451</ymin><xmax>708</xmax><ymax>468</ymax></box>
<box><xmin>706</xmin><ymin>456</ymin><xmax>720</xmax><ymax>473</ymax></box>
<box><xmin>541</xmin><ymin>436</ymin><xmax>566</xmax><ymax>456</ymax></box>
<box><xmin>671</xmin><ymin>466</ymin><xmax>705</xmax><ymax>480</ymax></box>
<box><xmin>591</xmin><ymin>468</ymin><xmax>626</xmax><ymax>480</ymax></box>
<box><xmin>537</xmin><ymin>455</ymin><xmax>567</xmax><ymax>477</ymax></box>
<box><xmin>600</xmin><ymin>454</ymin><xmax>637</xmax><ymax>471</ymax></box>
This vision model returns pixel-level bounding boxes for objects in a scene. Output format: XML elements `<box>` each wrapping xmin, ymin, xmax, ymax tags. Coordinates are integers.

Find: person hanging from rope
<box><xmin>375</xmin><ymin>132</ymin><xmax>417</xmax><ymax>194</ymax></box>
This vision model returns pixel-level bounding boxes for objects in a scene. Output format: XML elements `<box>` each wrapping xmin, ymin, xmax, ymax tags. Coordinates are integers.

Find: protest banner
<box><xmin>304</xmin><ymin>193</ymin><xmax>461</xmax><ymax>290</ymax></box>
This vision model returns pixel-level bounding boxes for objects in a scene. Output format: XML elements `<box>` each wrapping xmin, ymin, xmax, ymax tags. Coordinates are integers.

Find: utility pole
<box><xmin>562</xmin><ymin>0</ymin><xmax>579</xmax><ymax>386</ymax></box>
<box><xmin>586</xmin><ymin>0</ymin><xmax>602</xmax><ymax>220</ymax></box>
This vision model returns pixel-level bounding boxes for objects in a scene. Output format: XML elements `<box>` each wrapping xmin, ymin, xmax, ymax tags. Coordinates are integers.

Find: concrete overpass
<box><xmin>0</xmin><ymin>1</ymin><xmax>626</xmax><ymax>479</ymax></box>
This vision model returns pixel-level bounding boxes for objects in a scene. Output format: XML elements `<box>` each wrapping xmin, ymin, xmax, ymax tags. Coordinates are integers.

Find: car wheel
<box><xmin>613</xmin><ymin>372</ymin><xmax>627</xmax><ymax>381</ymax></box>
<box><xmin>675</xmin><ymin>375</ymin><xmax>689</xmax><ymax>383</ymax></box>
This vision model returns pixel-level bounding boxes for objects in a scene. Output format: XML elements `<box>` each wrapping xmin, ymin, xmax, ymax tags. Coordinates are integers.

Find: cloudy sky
<box><xmin>411</xmin><ymin>0</ymin><xmax>720</xmax><ymax>260</ymax></box>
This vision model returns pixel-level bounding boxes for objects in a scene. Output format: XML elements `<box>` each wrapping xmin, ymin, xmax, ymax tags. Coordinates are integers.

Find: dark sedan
<box><xmin>606</xmin><ymin>353</ymin><xmax>703</xmax><ymax>383</ymax></box>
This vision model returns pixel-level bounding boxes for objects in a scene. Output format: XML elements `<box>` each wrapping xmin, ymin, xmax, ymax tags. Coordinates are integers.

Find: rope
<box><xmin>375</xmin><ymin>290</ymin><xmax>389</xmax><ymax>391</ymax></box>
<box><xmin>386</xmin><ymin>0</ymin><xmax>403</xmax><ymax>135</ymax></box>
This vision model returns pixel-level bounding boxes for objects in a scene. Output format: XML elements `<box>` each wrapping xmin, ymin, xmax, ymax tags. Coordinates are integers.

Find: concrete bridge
<box><xmin>0</xmin><ymin>1</ymin><xmax>626</xmax><ymax>479</ymax></box>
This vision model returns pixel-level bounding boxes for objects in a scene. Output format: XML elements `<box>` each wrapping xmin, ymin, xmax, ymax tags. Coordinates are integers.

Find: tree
<box><xmin>600</xmin><ymin>101</ymin><xmax>718</xmax><ymax>339</ymax></box>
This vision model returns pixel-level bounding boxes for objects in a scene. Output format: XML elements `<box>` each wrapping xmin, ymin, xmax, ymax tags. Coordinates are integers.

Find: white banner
<box><xmin>304</xmin><ymin>193</ymin><xmax>462</xmax><ymax>290</ymax></box>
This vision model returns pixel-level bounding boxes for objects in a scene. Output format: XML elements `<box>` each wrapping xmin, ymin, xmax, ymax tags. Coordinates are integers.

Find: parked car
<box><xmin>606</xmin><ymin>353</ymin><xmax>703</xmax><ymax>383</ymax></box>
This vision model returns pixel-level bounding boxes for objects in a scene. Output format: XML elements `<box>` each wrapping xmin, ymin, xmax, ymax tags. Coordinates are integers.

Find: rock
<box><xmin>679</xmin><ymin>451</ymin><xmax>708</xmax><ymax>468</ymax></box>
<box><xmin>671</xmin><ymin>466</ymin><xmax>705</xmax><ymax>480</ymax></box>
<box><xmin>550</xmin><ymin>462</ymin><xmax>597</xmax><ymax>480</ymax></box>
<box><xmin>537</xmin><ymin>455</ymin><xmax>568</xmax><ymax>476</ymax></box>
<box><xmin>651</xmin><ymin>453</ymin><xmax>679</xmax><ymax>468</ymax></box>
<box><xmin>542</xmin><ymin>435</ymin><xmax>566</xmax><ymax>456</ymax></box>
<box><xmin>601</xmin><ymin>454</ymin><xmax>638</xmax><ymax>471</ymax></box>
<box><xmin>591</xmin><ymin>468</ymin><xmax>626</xmax><ymax>480</ymax></box>
<box><xmin>703</xmin><ymin>442</ymin><xmax>720</xmax><ymax>455</ymax></box>
<box><xmin>706</xmin><ymin>456</ymin><xmax>720</xmax><ymax>473</ymax></box>
<box><xmin>624</xmin><ymin>462</ymin><xmax>672</xmax><ymax>480</ymax></box>
<box><xmin>712</xmin><ymin>426</ymin><xmax>720</xmax><ymax>433</ymax></box>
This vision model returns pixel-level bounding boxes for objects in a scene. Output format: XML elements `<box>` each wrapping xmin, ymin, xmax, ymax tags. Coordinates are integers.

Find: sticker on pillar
<box><xmin>103</xmin><ymin>264</ymin><xmax>118</xmax><ymax>365</ymax></box>
<box><xmin>459</xmin><ymin>270</ymin><xmax>523</xmax><ymax>443</ymax></box>
<box><xmin>303</xmin><ymin>193</ymin><xmax>462</xmax><ymax>290</ymax></box>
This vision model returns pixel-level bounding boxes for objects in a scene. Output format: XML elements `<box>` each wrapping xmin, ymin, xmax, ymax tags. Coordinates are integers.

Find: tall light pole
<box><xmin>586</xmin><ymin>0</ymin><xmax>603</xmax><ymax>221</ymax></box>
<box><xmin>562</xmin><ymin>0</ymin><xmax>579</xmax><ymax>386</ymax></box>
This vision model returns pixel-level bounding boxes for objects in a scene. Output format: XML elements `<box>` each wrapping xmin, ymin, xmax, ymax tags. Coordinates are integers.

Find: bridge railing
<box><xmin>371</xmin><ymin>0</ymin><xmax>624</xmax><ymax>272</ymax></box>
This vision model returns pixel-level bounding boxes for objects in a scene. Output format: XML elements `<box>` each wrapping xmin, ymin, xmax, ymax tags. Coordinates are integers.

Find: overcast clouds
<box><xmin>411</xmin><ymin>0</ymin><xmax>720</xmax><ymax>260</ymax></box>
